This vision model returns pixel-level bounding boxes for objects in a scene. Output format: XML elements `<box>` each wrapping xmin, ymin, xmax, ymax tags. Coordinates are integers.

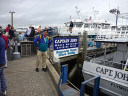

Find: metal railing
<box><xmin>58</xmin><ymin>64</ymin><xmax>100</xmax><ymax>96</ymax></box>
<box><xmin>80</xmin><ymin>75</ymin><xmax>100</xmax><ymax>96</ymax></box>
<box><xmin>90</xmin><ymin>57</ymin><xmax>126</xmax><ymax>70</ymax></box>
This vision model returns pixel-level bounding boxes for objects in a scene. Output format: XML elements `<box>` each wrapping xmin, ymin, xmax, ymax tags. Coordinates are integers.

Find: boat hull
<box><xmin>82</xmin><ymin>61</ymin><xmax>128</xmax><ymax>96</ymax></box>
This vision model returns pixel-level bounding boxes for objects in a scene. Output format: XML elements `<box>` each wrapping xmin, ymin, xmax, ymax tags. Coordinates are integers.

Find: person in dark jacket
<box><xmin>8</xmin><ymin>26</ymin><xmax>15</xmax><ymax>59</ymax></box>
<box><xmin>8</xmin><ymin>26</ymin><xmax>15</xmax><ymax>39</ymax></box>
<box><xmin>0</xmin><ymin>26</ymin><xmax>8</xmax><ymax>68</ymax></box>
<box><xmin>69</xmin><ymin>21</ymin><xmax>73</xmax><ymax>35</ymax></box>
<box><xmin>28</xmin><ymin>27</ymin><xmax>35</xmax><ymax>41</ymax></box>
<box><xmin>0</xmin><ymin>32</ymin><xmax>7</xmax><ymax>96</ymax></box>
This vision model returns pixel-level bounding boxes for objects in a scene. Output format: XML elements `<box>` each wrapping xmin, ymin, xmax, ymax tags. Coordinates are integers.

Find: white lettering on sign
<box><xmin>53</xmin><ymin>38</ymin><xmax>78</xmax><ymax>58</ymax></box>
<box><xmin>70</xmin><ymin>39</ymin><xmax>77</xmax><ymax>42</ymax></box>
<box><xmin>54</xmin><ymin>48</ymin><xmax>78</xmax><ymax>58</ymax></box>
<box><xmin>55</xmin><ymin>39</ymin><xmax>69</xmax><ymax>43</ymax></box>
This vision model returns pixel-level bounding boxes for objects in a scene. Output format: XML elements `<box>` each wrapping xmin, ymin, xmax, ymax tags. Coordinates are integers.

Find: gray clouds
<box><xmin>0</xmin><ymin>0</ymin><xmax>128</xmax><ymax>28</ymax></box>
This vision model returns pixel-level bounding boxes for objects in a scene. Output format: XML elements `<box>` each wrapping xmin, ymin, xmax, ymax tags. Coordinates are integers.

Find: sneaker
<box><xmin>35</xmin><ymin>68</ymin><xmax>39</xmax><ymax>72</ymax></box>
<box><xmin>2</xmin><ymin>91</ymin><xmax>7</xmax><ymax>96</ymax></box>
<box><xmin>42</xmin><ymin>67</ymin><xmax>47</xmax><ymax>72</ymax></box>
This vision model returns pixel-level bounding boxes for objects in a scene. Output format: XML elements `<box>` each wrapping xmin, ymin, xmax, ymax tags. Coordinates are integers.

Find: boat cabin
<box><xmin>94</xmin><ymin>38</ymin><xmax>128</xmax><ymax>70</ymax></box>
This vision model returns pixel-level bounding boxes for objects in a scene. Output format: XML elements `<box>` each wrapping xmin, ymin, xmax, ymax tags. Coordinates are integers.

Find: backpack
<box><xmin>39</xmin><ymin>35</ymin><xmax>49</xmax><ymax>40</ymax></box>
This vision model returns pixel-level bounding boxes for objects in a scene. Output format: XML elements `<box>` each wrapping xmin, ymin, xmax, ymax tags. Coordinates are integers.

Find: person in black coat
<box><xmin>9</xmin><ymin>26</ymin><xmax>15</xmax><ymax>39</ymax></box>
<box><xmin>28</xmin><ymin>27</ymin><xmax>35</xmax><ymax>41</ymax></box>
<box><xmin>69</xmin><ymin>21</ymin><xmax>73</xmax><ymax>35</ymax></box>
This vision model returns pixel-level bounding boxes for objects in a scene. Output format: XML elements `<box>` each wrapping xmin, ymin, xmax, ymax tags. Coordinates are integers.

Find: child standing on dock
<box><xmin>33</xmin><ymin>30</ymin><xmax>52</xmax><ymax>72</ymax></box>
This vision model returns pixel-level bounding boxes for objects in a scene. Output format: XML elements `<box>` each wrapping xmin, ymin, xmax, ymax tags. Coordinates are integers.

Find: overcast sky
<box><xmin>0</xmin><ymin>0</ymin><xmax>128</xmax><ymax>28</ymax></box>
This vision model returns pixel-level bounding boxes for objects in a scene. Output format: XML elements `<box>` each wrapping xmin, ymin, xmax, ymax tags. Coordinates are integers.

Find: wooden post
<box><xmin>83</xmin><ymin>31</ymin><xmax>87</xmax><ymax>61</ymax></box>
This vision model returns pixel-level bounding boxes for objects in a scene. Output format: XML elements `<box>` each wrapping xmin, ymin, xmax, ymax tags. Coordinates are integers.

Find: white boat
<box><xmin>58</xmin><ymin>7</ymin><xmax>128</xmax><ymax>41</ymax></box>
<box><xmin>82</xmin><ymin>37</ymin><xmax>128</xmax><ymax>96</ymax></box>
<box><xmin>16</xmin><ymin>25</ymin><xmax>28</xmax><ymax>33</ymax></box>
<box><xmin>96</xmin><ymin>25</ymin><xmax>128</xmax><ymax>40</ymax></box>
<box><xmin>16</xmin><ymin>25</ymin><xmax>40</xmax><ymax>33</ymax></box>
<box><xmin>58</xmin><ymin>6</ymin><xmax>113</xmax><ymax>37</ymax></box>
<box><xmin>58</xmin><ymin>18</ymin><xmax>117</xmax><ymax>40</ymax></box>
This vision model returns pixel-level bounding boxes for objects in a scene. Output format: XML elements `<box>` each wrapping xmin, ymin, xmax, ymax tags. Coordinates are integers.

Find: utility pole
<box><xmin>9</xmin><ymin>11</ymin><xmax>15</xmax><ymax>27</ymax></box>
<box><xmin>109</xmin><ymin>8</ymin><xmax>120</xmax><ymax>28</ymax></box>
<box><xmin>116</xmin><ymin>8</ymin><xmax>120</xmax><ymax>27</ymax></box>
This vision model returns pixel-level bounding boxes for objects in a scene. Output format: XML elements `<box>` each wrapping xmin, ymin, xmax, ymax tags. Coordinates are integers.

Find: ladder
<box><xmin>57</xmin><ymin>64</ymin><xmax>100</xmax><ymax>96</ymax></box>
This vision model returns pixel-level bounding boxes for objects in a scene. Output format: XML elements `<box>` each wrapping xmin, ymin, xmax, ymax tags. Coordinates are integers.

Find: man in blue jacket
<box><xmin>33</xmin><ymin>30</ymin><xmax>52</xmax><ymax>72</ymax></box>
<box><xmin>0</xmin><ymin>32</ymin><xmax>7</xmax><ymax>95</ymax></box>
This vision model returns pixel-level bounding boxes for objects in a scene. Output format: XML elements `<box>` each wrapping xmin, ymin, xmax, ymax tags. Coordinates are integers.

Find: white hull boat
<box><xmin>82</xmin><ymin>38</ymin><xmax>128</xmax><ymax>96</ymax></box>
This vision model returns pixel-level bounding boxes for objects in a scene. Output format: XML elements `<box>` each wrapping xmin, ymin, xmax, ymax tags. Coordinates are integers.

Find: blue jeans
<box><xmin>0</xmin><ymin>67</ymin><xmax>7</xmax><ymax>92</ymax></box>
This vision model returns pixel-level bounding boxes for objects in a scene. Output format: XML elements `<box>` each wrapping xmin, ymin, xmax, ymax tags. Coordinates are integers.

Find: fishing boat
<box><xmin>82</xmin><ymin>37</ymin><xmax>128</xmax><ymax>96</ymax></box>
<box><xmin>58</xmin><ymin>18</ymin><xmax>113</xmax><ymax>36</ymax></box>
<box><xmin>58</xmin><ymin>7</ymin><xmax>128</xmax><ymax>43</ymax></box>
<box><xmin>16</xmin><ymin>25</ymin><xmax>40</xmax><ymax>33</ymax></box>
<box><xmin>58</xmin><ymin>6</ymin><xmax>113</xmax><ymax>38</ymax></box>
<box><xmin>16</xmin><ymin>25</ymin><xmax>28</xmax><ymax>33</ymax></box>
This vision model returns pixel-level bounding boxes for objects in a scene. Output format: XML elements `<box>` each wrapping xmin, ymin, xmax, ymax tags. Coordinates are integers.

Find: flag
<box><xmin>89</xmin><ymin>17</ymin><xmax>91</xmax><ymax>20</ymax></box>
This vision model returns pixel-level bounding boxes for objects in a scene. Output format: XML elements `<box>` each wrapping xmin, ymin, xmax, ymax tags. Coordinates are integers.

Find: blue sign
<box><xmin>53</xmin><ymin>38</ymin><xmax>78</xmax><ymax>50</ymax></box>
<box><xmin>53</xmin><ymin>37</ymin><xmax>79</xmax><ymax>58</ymax></box>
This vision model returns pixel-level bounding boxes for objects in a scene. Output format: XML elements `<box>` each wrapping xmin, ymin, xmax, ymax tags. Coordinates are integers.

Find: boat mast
<box><xmin>93</xmin><ymin>7</ymin><xmax>99</xmax><ymax>21</ymax></box>
<box><xmin>75</xmin><ymin>6</ymin><xmax>81</xmax><ymax>19</ymax></box>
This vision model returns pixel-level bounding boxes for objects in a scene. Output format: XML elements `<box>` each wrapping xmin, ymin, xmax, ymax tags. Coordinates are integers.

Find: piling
<box><xmin>83</xmin><ymin>31</ymin><xmax>88</xmax><ymax>61</ymax></box>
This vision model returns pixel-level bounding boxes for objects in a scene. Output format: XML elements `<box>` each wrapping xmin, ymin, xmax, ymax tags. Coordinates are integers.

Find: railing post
<box><xmin>104</xmin><ymin>43</ymin><xmax>107</xmax><ymax>64</ymax></box>
<box><xmin>80</xmin><ymin>84</ymin><xmax>85</xmax><ymax>96</ymax></box>
<box><xmin>62</xmin><ymin>64</ymin><xmax>68</xmax><ymax>84</ymax></box>
<box><xmin>57</xmin><ymin>65</ymin><xmax>68</xmax><ymax>96</ymax></box>
<box><xmin>57</xmin><ymin>72</ymin><xmax>64</xmax><ymax>96</ymax></box>
<box><xmin>80</xmin><ymin>75</ymin><xmax>100</xmax><ymax>96</ymax></box>
<box><xmin>93</xmin><ymin>76</ymin><xmax>100</xmax><ymax>96</ymax></box>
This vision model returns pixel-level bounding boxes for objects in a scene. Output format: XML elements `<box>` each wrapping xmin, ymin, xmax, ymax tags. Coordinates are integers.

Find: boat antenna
<box><xmin>75</xmin><ymin>6</ymin><xmax>81</xmax><ymax>19</ymax></box>
<box><xmin>121</xmin><ymin>18</ymin><xmax>123</xmax><ymax>25</ymax></box>
<box><xmin>126</xmin><ymin>19</ymin><xmax>128</xmax><ymax>26</ymax></box>
<box><xmin>69</xmin><ymin>16</ymin><xmax>72</xmax><ymax>20</ymax></box>
<box><xmin>108</xmin><ymin>0</ymin><xmax>110</xmax><ymax>10</ymax></box>
<box><xmin>93</xmin><ymin>7</ymin><xmax>99</xmax><ymax>21</ymax></box>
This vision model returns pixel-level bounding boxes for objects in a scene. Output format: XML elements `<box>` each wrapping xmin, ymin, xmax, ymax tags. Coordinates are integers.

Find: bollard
<box><xmin>12</xmin><ymin>41</ymin><xmax>21</xmax><ymax>59</ymax></box>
